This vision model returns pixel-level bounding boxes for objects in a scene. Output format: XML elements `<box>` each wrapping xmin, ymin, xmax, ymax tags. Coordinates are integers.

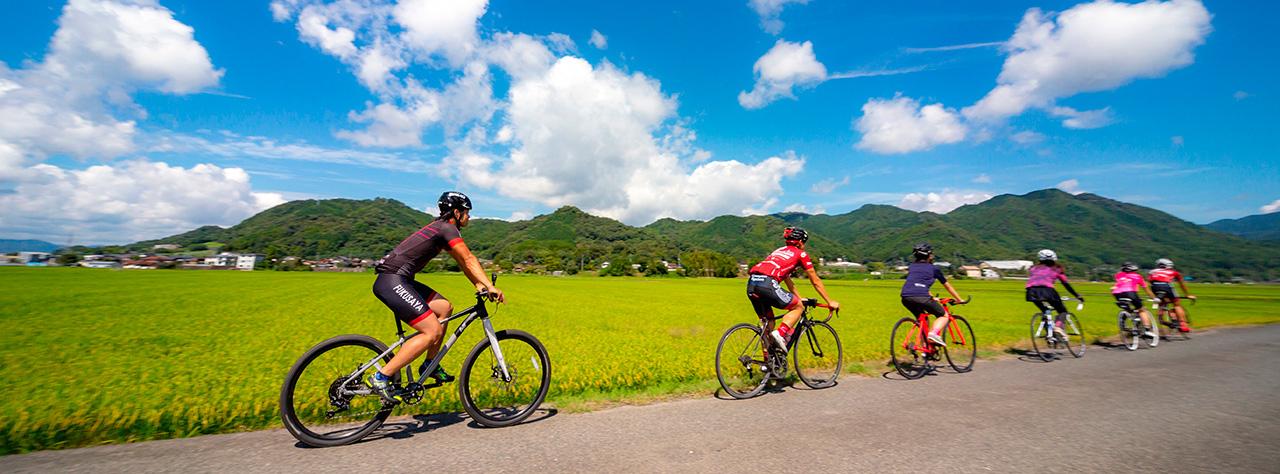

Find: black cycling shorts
<box><xmin>1152</xmin><ymin>282</ymin><xmax>1178</xmax><ymax>301</ymax></box>
<box><xmin>372</xmin><ymin>273</ymin><xmax>439</xmax><ymax>325</ymax></box>
<box><xmin>1113</xmin><ymin>292</ymin><xmax>1141</xmax><ymax>311</ymax></box>
<box><xmin>901</xmin><ymin>296</ymin><xmax>945</xmax><ymax>319</ymax></box>
<box><xmin>1026</xmin><ymin>286</ymin><xmax>1067</xmax><ymax>314</ymax></box>
<box><xmin>747</xmin><ymin>274</ymin><xmax>798</xmax><ymax>318</ymax></box>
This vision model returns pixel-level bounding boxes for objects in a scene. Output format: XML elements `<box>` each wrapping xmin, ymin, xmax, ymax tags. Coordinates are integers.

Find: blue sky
<box><xmin>0</xmin><ymin>0</ymin><xmax>1276</xmax><ymax>244</ymax></box>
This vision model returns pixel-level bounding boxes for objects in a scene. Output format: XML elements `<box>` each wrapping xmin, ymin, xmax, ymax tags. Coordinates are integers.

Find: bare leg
<box><xmin>778</xmin><ymin>305</ymin><xmax>805</xmax><ymax>330</ymax></box>
<box><xmin>422</xmin><ymin>296</ymin><xmax>453</xmax><ymax>361</ymax></box>
<box><xmin>379</xmin><ymin>312</ymin><xmax>445</xmax><ymax>377</ymax></box>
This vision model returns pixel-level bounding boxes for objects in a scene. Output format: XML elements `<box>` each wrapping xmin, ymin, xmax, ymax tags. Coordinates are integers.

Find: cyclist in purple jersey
<box><xmin>1025</xmin><ymin>249</ymin><xmax>1083</xmax><ymax>337</ymax></box>
<box><xmin>367</xmin><ymin>191</ymin><xmax>505</xmax><ymax>402</ymax></box>
<box><xmin>899</xmin><ymin>243</ymin><xmax>966</xmax><ymax>347</ymax></box>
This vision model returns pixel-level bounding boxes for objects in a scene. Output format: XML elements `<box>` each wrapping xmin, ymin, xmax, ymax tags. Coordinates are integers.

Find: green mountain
<box><xmin>1206</xmin><ymin>212</ymin><xmax>1280</xmax><ymax>241</ymax></box>
<box><xmin>111</xmin><ymin>190</ymin><xmax>1280</xmax><ymax>280</ymax></box>
<box><xmin>0</xmin><ymin>239</ymin><xmax>60</xmax><ymax>253</ymax></box>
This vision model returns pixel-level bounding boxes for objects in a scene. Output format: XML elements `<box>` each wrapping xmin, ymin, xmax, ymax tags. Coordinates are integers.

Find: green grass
<box><xmin>2</xmin><ymin>267</ymin><xmax>1279</xmax><ymax>454</ymax></box>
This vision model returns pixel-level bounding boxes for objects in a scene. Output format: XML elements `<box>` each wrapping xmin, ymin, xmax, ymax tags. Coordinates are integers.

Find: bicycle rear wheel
<box><xmin>1029</xmin><ymin>314</ymin><xmax>1056</xmax><ymax>362</ymax></box>
<box><xmin>716</xmin><ymin>323</ymin><xmax>768</xmax><ymax>399</ymax></box>
<box><xmin>793</xmin><ymin>320</ymin><xmax>842</xmax><ymax>389</ymax></box>
<box><xmin>943</xmin><ymin>315</ymin><xmax>976</xmax><ymax>373</ymax></box>
<box><xmin>459</xmin><ymin>329</ymin><xmax>551</xmax><ymax>428</ymax></box>
<box><xmin>1118</xmin><ymin>311</ymin><xmax>1138</xmax><ymax>351</ymax></box>
<box><xmin>890</xmin><ymin>317</ymin><xmax>930</xmax><ymax>379</ymax></box>
<box><xmin>280</xmin><ymin>334</ymin><xmax>397</xmax><ymax>447</ymax></box>
<box><xmin>1062</xmin><ymin>313</ymin><xmax>1086</xmax><ymax>357</ymax></box>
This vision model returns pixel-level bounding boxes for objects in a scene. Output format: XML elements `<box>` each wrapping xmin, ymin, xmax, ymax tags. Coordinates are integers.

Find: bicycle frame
<box><xmin>899</xmin><ymin>299</ymin><xmax>966</xmax><ymax>355</ymax></box>
<box><xmin>338</xmin><ymin>291</ymin><xmax>510</xmax><ymax>393</ymax></box>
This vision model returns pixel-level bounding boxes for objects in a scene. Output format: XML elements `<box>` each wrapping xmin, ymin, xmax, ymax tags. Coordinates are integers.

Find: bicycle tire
<box><xmin>280</xmin><ymin>334</ymin><xmax>397</xmax><ymax>447</ymax></box>
<box><xmin>1029</xmin><ymin>314</ymin><xmax>1055</xmax><ymax>362</ymax></box>
<box><xmin>793</xmin><ymin>320</ymin><xmax>842</xmax><ymax>389</ymax></box>
<box><xmin>890</xmin><ymin>317</ymin><xmax>929</xmax><ymax>380</ymax></box>
<box><xmin>943</xmin><ymin>315</ymin><xmax>976</xmax><ymax>373</ymax></box>
<box><xmin>1063</xmin><ymin>313</ymin><xmax>1086</xmax><ymax>358</ymax></box>
<box><xmin>459</xmin><ymin>329</ymin><xmax>551</xmax><ymax>428</ymax></box>
<box><xmin>716</xmin><ymin>323</ymin><xmax>768</xmax><ymax>399</ymax></box>
<box><xmin>1118</xmin><ymin>311</ymin><xmax>1138</xmax><ymax>351</ymax></box>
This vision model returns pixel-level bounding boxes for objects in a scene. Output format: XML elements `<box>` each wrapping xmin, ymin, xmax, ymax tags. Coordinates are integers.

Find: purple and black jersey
<box><xmin>374</xmin><ymin>220</ymin><xmax>464</xmax><ymax>276</ymax></box>
<box><xmin>901</xmin><ymin>262</ymin><xmax>947</xmax><ymax>297</ymax></box>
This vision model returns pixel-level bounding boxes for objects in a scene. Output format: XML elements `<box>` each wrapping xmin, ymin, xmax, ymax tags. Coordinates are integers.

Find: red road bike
<box><xmin>889</xmin><ymin>297</ymin><xmax>974</xmax><ymax>379</ymax></box>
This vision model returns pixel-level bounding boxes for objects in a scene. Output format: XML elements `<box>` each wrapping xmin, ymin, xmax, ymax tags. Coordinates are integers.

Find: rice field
<box><xmin>2</xmin><ymin>267</ymin><xmax>1278</xmax><ymax>454</ymax></box>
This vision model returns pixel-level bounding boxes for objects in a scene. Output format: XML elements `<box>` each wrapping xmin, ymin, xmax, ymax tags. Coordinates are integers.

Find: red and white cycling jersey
<box><xmin>1149</xmin><ymin>268</ymin><xmax>1183</xmax><ymax>283</ymax></box>
<box><xmin>749</xmin><ymin>245</ymin><xmax>814</xmax><ymax>279</ymax></box>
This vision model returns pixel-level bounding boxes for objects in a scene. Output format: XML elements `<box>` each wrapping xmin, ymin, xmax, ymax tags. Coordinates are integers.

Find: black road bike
<box><xmin>716</xmin><ymin>299</ymin><xmax>842</xmax><ymax>399</ymax></box>
<box><xmin>280</xmin><ymin>274</ymin><xmax>550</xmax><ymax>447</ymax></box>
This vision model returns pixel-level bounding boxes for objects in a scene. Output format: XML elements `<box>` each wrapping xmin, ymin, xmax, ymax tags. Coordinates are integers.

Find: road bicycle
<box><xmin>1029</xmin><ymin>297</ymin><xmax>1086</xmax><ymax>361</ymax></box>
<box><xmin>279</xmin><ymin>274</ymin><xmax>550</xmax><ymax>447</ymax></box>
<box><xmin>889</xmin><ymin>297</ymin><xmax>974</xmax><ymax>380</ymax></box>
<box><xmin>1116</xmin><ymin>297</ymin><xmax>1158</xmax><ymax>351</ymax></box>
<box><xmin>716</xmin><ymin>299</ymin><xmax>841</xmax><ymax>399</ymax></box>
<box><xmin>1156</xmin><ymin>296</ymin><xmax>1196</xmax><ymax>341</ymax></box>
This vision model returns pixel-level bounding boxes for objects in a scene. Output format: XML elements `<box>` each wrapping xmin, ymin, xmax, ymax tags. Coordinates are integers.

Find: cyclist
<box><xmin>1112</xmin><ymin>261</ymin><xmax>1158</xmax><ymax>338</ymax></box>
<box><xmin>746</xmin><ymin>226</ymin><xmax>840</xmax><ymax>352</ymax></box>
<box><xmin>1026</xmin><ymin>249</ymin><xmax>1084</xmax><ymax>338</ymax></box>
<box><xmin>367</xmin><ymin>191</ymin><xmax>504</xmax><ymax>402</ymax></box>
<box><xmin>1150</xmin><ymin>258</ymin><xmax>1195</xmax><ymax>333</ymax></box>
<box><xmin>899</xmin><ymin>243</ymin><xmax>966</xmax><ymax>347</ymax></box>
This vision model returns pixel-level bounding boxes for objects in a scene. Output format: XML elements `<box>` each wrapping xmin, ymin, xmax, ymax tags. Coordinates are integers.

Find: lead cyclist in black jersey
<box><xmin>367</xmin><ymin>191</ymin><xmax>504</xmax><ymax>401</ymax></box>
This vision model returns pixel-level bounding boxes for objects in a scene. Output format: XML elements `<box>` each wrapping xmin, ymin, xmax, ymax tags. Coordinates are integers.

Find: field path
<box><xmin>7</xmin><ymin>325</ymin><xmax>1280</xmax><ymax>473</ymax></box>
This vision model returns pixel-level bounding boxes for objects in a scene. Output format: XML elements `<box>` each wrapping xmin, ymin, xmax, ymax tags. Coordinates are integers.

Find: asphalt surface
<box><xmin>6</xmin><ymin>325</ymin><xmax>1280</xmax><ymax>473</ymax></box>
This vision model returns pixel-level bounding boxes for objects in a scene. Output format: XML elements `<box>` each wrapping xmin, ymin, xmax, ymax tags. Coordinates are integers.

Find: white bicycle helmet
<box><xmin>1155</xmin><ymin>258</ymin><xmax>1174</xmax><ymax>269</ymax></box>
<box><xmin>1037</xmin><ymin>249</ymin><xmax>1058</xmax><ymax>262</ymax></box>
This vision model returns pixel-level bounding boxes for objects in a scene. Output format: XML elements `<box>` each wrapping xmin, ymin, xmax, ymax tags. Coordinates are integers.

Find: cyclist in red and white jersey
<box><xmin>1149</xmin><ymin>258</ymin><xmax>1195</xmax><ymax>332</ymax></box>
<box><xmin>746</xmin><ymin>227</ymin><xmax>839</xmax><ymax>352</ymax></box>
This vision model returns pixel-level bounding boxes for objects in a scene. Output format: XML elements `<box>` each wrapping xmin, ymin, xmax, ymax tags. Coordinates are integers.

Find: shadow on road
<box><xmin>1005</xmin><ymin>347</ymin><xmax>1056</xmax><ymax>363</ymax></box>
<box><xmin>294</xmin><ymin>408</ymin><xmax>560</xmax><ymax>449</ymax></box>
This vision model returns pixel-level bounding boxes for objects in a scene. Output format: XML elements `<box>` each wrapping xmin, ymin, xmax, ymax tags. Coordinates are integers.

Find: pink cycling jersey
<box><xmin>1026</xmin><ymin>264</ymin><xmax>1068</xmax><ymax>288</ymax></box>
<box><xmin>1111</xmin><ymin>271</ymin><xmax>1148</xmax><ymax>294</ymax></box>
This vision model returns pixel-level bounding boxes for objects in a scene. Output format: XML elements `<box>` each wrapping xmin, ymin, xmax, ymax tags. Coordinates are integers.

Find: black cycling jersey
<box><xmin>374</xmin><ymin>219</ymin><xmax>464</xmax><ymax>276</ymax></box>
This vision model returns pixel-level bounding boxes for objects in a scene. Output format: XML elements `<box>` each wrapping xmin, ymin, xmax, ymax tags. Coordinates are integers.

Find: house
<box><xmin>18</xmin><ymin>252</ymin><xmax>52</xmax><ymax>266</ymax></box>
<box><xmin>822</xmin><ymin>257</ymin><xmax>864</xmax><ymax>270</ymax></box>
<box><xmin>203</xmin><ymin>253</ymin><xmax>238</xmax><ymax>267</ymax></box>
<box><xmin>236</xmin><ymin>254</ymin><xmax>264</xmax><ymax>271</ymax></box>
<box><xmin>81</xmin><ymin>260</ymin><xmax>121</xmax><ymax>269</ymax></box>
<box><xmin>981</xmin><ymin>260</ymin><xmax>1033</xmax><ymax>272</ymax></box>
<box><xmin>959</xmin><ymin>265</ymin><xmax>983</xmax><ymax>278</ymax></box>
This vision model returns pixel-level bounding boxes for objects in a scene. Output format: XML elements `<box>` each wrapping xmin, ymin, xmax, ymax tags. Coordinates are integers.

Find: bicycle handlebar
<box><xmin>939</xmin><ymin>296</ymin><xmax>971</xmax><ymax>306</ymax></box>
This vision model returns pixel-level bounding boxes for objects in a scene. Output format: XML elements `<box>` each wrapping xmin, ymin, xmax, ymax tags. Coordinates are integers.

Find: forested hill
<box><xmin>1207</xmin><ymin>212</ymin><xmax>1280</xmax><ymax>241</ymax></box>
<box><xmin>115</xmin><ymin>190</ymin><xmax>1279</xmax><ymax>280</ymax></box>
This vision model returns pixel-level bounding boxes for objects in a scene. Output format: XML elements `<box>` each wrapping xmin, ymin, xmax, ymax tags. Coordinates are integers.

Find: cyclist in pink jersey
<box><xmin>746</xmin><ymin>227</ymin><xmax>840</xmax><ymax>352</ymax></box>
<box><xmin>1112</xmin><ymin>262</ymin><xmax>1157</xmax><ymax>338</ymax></box>
<box><xmin>1025</xmin><ymin>249</ymin><xmax>1083</xmax><ymax>338</ymax></box>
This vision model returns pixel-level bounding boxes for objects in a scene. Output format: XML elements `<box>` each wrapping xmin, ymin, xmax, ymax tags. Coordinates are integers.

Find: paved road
<box><xmin>7</xmin><ymin>325</ymin><xmax>1280</xmax><ymax>473</ymax></box>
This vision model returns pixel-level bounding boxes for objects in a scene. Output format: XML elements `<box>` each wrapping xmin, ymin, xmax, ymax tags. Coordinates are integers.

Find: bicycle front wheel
<box><xmin>716</xmin><ymin>323</ymin><xmax>768</xmax><ymax>399</ymax></box>
<box><xmin>459</xmin><ymin>329</ymin><xmax>551</xmax><ymax>428</ymax></box>
<box><xmin>943</xmin><ymin>315</ymin><xmax>976</xmax><ymax>373</ymax></box>
<box><xmin>890</xmin><ymin>317</ymin><xmax>929</xmax><ymax>379</ymax></box>
<box><xmin>279</xmin><ymin>334</ymin><xmax>397</xmax><ymax>447</ymax></box>
<box><xmin>1063</xmin><ymin>313</ymin><xmax>1086</xmax><ymax>358</ymax></box>
<box><xmin>1118</xmin><ymin>312</ymin><xmax>1138</xmax><ymax>351</ymax></box>
<box><xmin>793</xmin><ymin>321</ymin><xmax>842</xmax><ymax>389</ymax></box>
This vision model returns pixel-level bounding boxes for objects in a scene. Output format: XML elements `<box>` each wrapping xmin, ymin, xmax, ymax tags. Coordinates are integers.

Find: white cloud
<box><xmin>0</xmin><ymin>160</ymin><xmax>283</xmax><ymax>244</ymax></box>
<box><xmin>1057</xmin><ymin>178</ymin><xmax>1083</xmax><ymax>195</ymax></box>
<box><xmin>297</xmin><ymin>6</ymin><xmax>358</xmax><ymax>60</ymax></box>
<box><xmin>784</xmin><ymin>203</ymin><xmax>826</xmax><ymax>214</ymax></box>
<box><xmin>897</xmin><ymin>191</ymin><xmax>994</xmax><ymax>213</ymax></box>
<box><xmin>748</xmin><ymin>0</ymin><xmax>809</xmax><ymax>35</ymax></box>
<box><xmin>738</xmin><ymin>40</ymin><xmax>827</xmax><ymax>109</ymax></box>
<box><xmin>507</xmin><ymin>211</ymin><xmax>533</xmax><ymax>221</ymax></box>
<box><xmin>1010</xmin><ymin>130</ymin><xmax>1045</xmax><ymax>145</ymax></box>
<box><xmin>145</xmin><ymin>131</ymin><xmax>428</xmax><ymax>172</ymax></box>
<box><xmin>445</xmin><ymin>57</ymin><xmax>802</xmax><ymax>224</ymax></box>
<box><xmin>589</xmin><ymin>29</ymin><xmax>608</xmax><ymax>49</ymax></box>
<box><xmin>1233</xmin><ymin>90</ymin><xmax>1249</xmax><ymax>101</ymax></box>
<box><xmin>1050</xmin><ymin>106</ymin><xmax>1114</xmax><ymax>129</ymax></box>
<box><xmin>964</xmin><ymin>0</ymin><xmax>1211</xmax><ymax>128</ymax></box>
<box><xmin>853</xmin><ymin>95</ymin><xmax>967</xmax><ymax>154</ymax></box>
<box><xmin>1171</xmin><ymin>135</ymin><xmax>1184</xmax><ymax>146</ymax></box>
<box><xmin>393</xmin><ymin>0</ymin><xmax>488</xmax><ymax>66</ymax></box>
<box><xmin>810</xmin><ymin>176</ymin><xmax>849</xmax><ymax>194</ymax></box>
<box><xmin>1261</xmin><ymin>199</ymin><xmax>1280</xmax><ymax>214</ymax></box>
<box><xmin>972</xmin><ymin>173</ymin><xmax>992</xmax><ymax>184</ymax></box>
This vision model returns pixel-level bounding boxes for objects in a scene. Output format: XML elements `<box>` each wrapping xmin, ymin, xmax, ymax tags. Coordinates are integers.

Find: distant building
<box><xmin>18</xmin><ymin>252</ymin><xmax>51</xmax><ymax>266</ymax></box>
<box><xmin>236</xmin><ymin>254</ymin><xmax>264</xmax><ymax>271</ymax></box>
<box><xmin>152</xmin><ymin>244</ymin><xmax>180</xmax><ymax>251</ymax></box>
<box><xmin>823</xmin><ymin>257</ymin><xmax>864</xmax><ymax>269</ymax></box>
<box><xmin>81</xmin><ymin>260</ymin><xmax>121</xmax><ymax>269</ymax></box>
<box><xmin>981</xmin><ymin>260</ymin><xmax>1034</xmax><ymax>272</ymax></box>
<box><xmin>959</xmin><ymin>265</ymin><xmax>983</xmax><ymax>278</ymax></box>
<box><xmin>203</xmin><ymin>253</ymin><xmax>238</xmax><ymax>267</ymax></box>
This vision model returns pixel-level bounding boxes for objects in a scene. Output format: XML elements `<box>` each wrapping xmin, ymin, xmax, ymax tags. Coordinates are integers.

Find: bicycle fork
<box><xmin>482</xmin><ymin>318</ymin><xmax>513</xmax><ymax>382</ymax></box>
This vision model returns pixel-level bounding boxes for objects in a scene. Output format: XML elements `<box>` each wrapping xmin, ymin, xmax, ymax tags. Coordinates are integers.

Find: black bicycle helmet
<box><xmin>783</xmin><ymin>226</ymin><xmax>808</xmax><ymax>243</ymax></box>
<box><xmin>1120</xmin><ymin>261</ymin><xmax>1138</xmax><ymax>272</ymax></box>
<box><xmin>437</xmin><ymin>191</ymin><xmax>472</xmax><ymax>218</ymax></box>
<box><xmin>912</xmin><ymin>242</ymin><xmax>934</xmax><ymax>260</ymax></box>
